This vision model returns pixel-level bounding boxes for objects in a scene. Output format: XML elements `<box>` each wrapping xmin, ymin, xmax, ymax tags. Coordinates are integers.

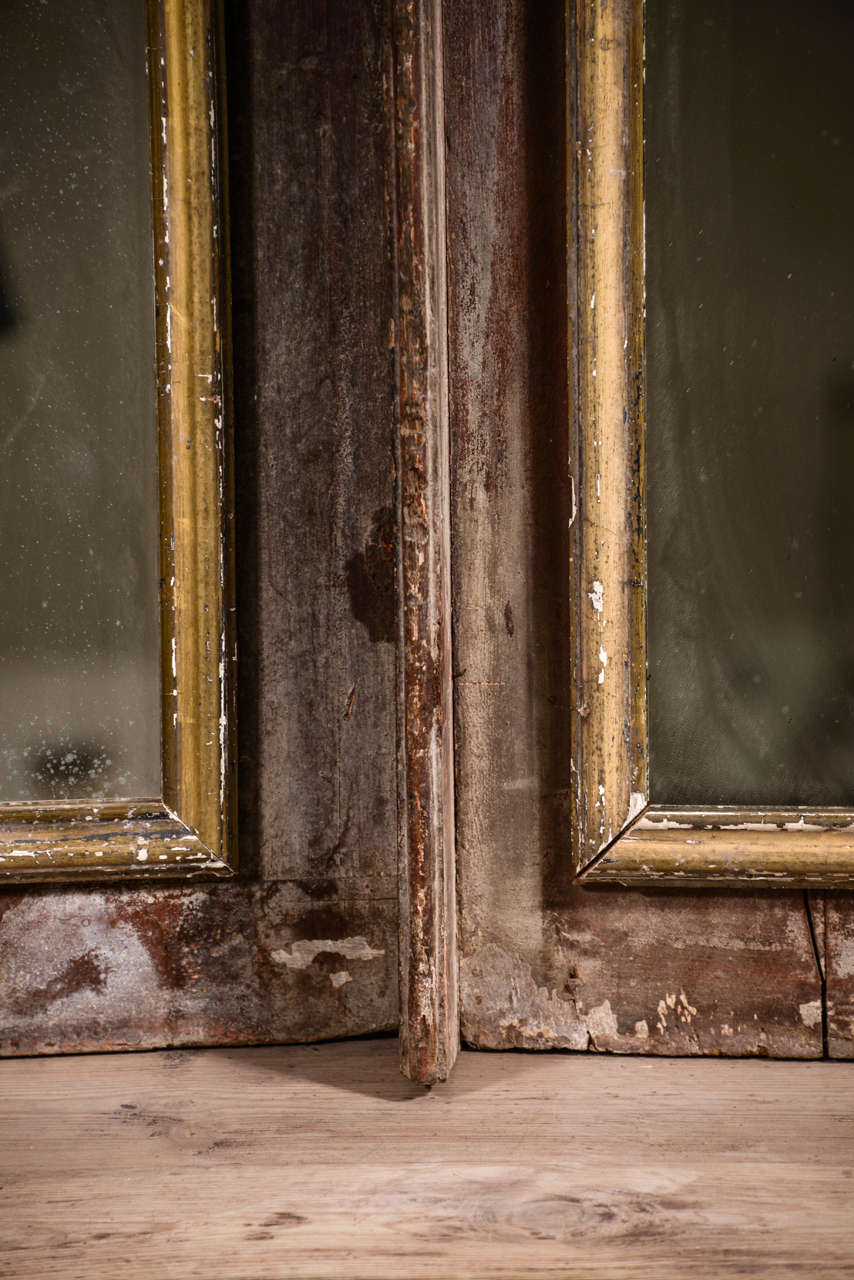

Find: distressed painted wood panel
<box><xmin>826</xmin><ymin>896</ymin><xmax>854</xmax><ymax>1058</ymax></box>
<box><xmin>445</xmin><ymin>0</ymin><xmax>822</xmax><ymax>1057</ymax></box>
<box><xmin>0</xmin><ymin>0</ymin><xmax>399</xmax><ymax>1055</ymax></box>
<box><xmin>391</xmin><ymin>0</ymin><xmax>458</xmax><ymax>1085</ymax></box>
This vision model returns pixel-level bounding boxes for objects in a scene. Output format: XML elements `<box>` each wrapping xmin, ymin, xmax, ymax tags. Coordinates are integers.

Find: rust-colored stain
<box><xmin>7</xmin><ymin>950</ymin><xmax>106</xmax><ymax>1017</ymax></box>
<box><xmin>392</xmin><ymin>0</ymin><xmax>457</xmax><ymax>1085</ymax></box>
<box><xmin>107</xmin><ymin>894</ymin><xmax>189</xmax><ymax>990</ymax></box>
<box><xmin>0</xmin><ymin>0</ymin><xmax>401</xmax><ymax>1062</ymax></box>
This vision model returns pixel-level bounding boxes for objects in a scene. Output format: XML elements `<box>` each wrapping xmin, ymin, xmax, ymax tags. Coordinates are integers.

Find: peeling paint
<box><xmin>627</xmin><ymin>791</ymin><xmax>646</xmax><ymax>822</ymax></box>
<box><xmin>270</xmin><ymin>937</ymin><xmax>385</xmax><ymax>968</ymax></box>
<box><xmin>585</xmin><ymin>998</ymin><xmax>618</xmax><ymax>1045</ymax></box>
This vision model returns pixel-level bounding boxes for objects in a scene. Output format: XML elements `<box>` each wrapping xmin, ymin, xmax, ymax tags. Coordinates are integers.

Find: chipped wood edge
<box><xmin>392</xmin><ymin>0</ymin><xmax>459</xmax><ymax>1084</ymax></box>
<box><xmin>0</xmin><ymin>802</ymin><xmax>230</xmax><ymax>881</ymax></box>
<box><xmin>154</xmin><ymin>0</ymin><xmax>237</xmax><ymax>866</ymax></box>
<box><xmin>0</xmin><ymin>0</ymin><xmax>236</xmax><ymax>883</ymax></box>
<box><xmin>581</xmin><ymin>805</ymin><xmax>854</xmax><ymax>887</ymax></box>
<box><xmin>570</xmin><ymin>0</ymin><xmax>647</xmax><ymax>872</ymax></box>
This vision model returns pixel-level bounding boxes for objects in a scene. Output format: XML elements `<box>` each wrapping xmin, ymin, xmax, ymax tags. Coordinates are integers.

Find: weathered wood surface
<box><xmin>588</xmin><ymin>808</ymin><xmax>854</xmax><ymax>888</ymax></box>
<box><xmin>826</xmin><ymin>896</ymin><xmax>854</xmax><ymax>1058</ymax></box>
<box><xmin>392</xmin><ymin>0</ymin><xmax>458</xmax><ymax>1085</ymax></box>
<box><xmin>571</xmin><ymin>0</ymin><xmax>646</xmax><ymax>870</ymax></box>
<box><xmin>152</xmin><ymin>0</ymin><xmax>238</xmax><ymax>870</ymax></box>
<box><xmin>446</xmin><ymin>0</ymin><xmax>823</xmax><ymax>1057</ymax></box>
<box><xmin>3</xmin><ymin>1039</ymin><xmax>854</xmax><ymax>1279</ymax></box>
<box><xmin>0</xmin><ymin>0</ymin><xmax>399</xmax><ymax>1054</ymax></box>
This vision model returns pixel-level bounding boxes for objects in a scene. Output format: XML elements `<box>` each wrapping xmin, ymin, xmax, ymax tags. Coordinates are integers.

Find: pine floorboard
<box><xmin>1</xmin><ymin>1037</ymin><xmax>853</xmax><ymax>1278</ymax></box>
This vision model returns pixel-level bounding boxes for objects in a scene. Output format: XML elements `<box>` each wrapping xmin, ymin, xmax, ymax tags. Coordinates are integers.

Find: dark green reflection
<box><xmin>0</xmin><ymin>1</ymin><xmax>160</xmax><ymax>801</ymax></box>
<box><xmin>646</xmin><ymin>0</ymin><xmax>854</xmax><ymax>804</ymax></box>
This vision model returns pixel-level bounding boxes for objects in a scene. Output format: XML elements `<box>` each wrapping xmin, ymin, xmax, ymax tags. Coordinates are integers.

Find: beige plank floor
<box><xmin>1</xmin><ymin>1037</ymin><xmax>853</xmax><ymax>1279</ymax></box>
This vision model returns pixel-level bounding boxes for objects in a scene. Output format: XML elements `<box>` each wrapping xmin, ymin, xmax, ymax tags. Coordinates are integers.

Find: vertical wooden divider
<box><xmin>391</xmin><ymin>0</ymin><xmax>458</xmax><ymax>1083</ymax></box>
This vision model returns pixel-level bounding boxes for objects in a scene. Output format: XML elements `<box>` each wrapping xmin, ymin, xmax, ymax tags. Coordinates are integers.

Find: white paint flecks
<box><xmin>799</xmin><ymin>1000</ymin><xmax>822</xmax><ymax>1029</ymax></box>
<box><xmin>634</xmin><ymin>1019</ymin><xmax>649</xmax><ymax>1039</ymax></box>
<box><xmin>656</xmin><ymin>990</ymin><xmax>697</xmax><ymax>1034</ymax></box>
<box><xmin>330</xmin><ymin>971</ymin><xmax>352</xmax><ymax>988</ymax></box>
<box><xmin>585</xmin><ymin>999</ymin><xmax>618</xmax><ymax>1044</ymax></box>
<box><xmin>271</xmin><ymin>937</ymin><xmax>385</xmax><ymax>969</ymax></box>
<box><xmin>680</xmin><ymin>990</ymin><xmax>698</xmax><ymax>1021</ymax></box>
<box><xmin>627</xmin><ymin>792</ymin><xmax>646</xmax><ymax>822</ymax></box>
<box><xmin>588</xmin><ymin>580</ymin><xmax>604</xmax><ymax>613</ymax></box>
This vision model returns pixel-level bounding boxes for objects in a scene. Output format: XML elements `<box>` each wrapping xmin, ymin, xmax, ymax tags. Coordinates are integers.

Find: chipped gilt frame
<box><xmin>570</xmin><ymin>0</ymin><xmax>854</xmax><ymax>887</ymax></box>
<box><xmin>0</xmin><ymin>0</ymin><xmax>236</xmax><ymax>884</ymax></box>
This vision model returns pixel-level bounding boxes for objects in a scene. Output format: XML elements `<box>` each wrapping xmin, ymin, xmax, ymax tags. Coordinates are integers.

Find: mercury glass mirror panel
<box><xmin>571</xmin><ymin>0</ymin><xmax>854</xmax><ymax>885</ymax></box>
<box><xmin>0</xmin><ymin>0</ymin><xmax>160</xmax><ymax>804</ymax></box>
<box><xmin>646</xmin><ymin>0</ymin><xmax>854</xmax><ymax>809</ymax></box>
<box><xmin>0</xmin><ymin>0</ymin><xmax>235</xmax><ymax>882</ymax></box>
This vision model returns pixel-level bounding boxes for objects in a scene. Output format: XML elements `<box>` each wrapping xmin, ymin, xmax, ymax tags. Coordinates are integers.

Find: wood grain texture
<box><xmin>392</xmin><ymin>0</ymin><xmax>458</xmax><ymax>1084</ymax></box>
<box><xmin>0</xmin><ymin>0</ymin><xmax>400</xmax><ymax>1054</ymax></box>
<box><xmin>826</xmin><ymin>895</ymin><xmax>854</xmax><ymax>1058</ymax></box>
<box><xmin>2</xmin><ymin>1039</ymin><xmax>854</xmax><ymax>1279</ymax></box>
<box><xmin>446</xmin><ymin>0</ymin><xmax>823</xmax><ymax>1058</ymax></box>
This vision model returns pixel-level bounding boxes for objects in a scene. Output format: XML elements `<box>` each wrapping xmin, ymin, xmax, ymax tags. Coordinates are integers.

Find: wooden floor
<box><xmin>2</xmin><ymin>1038</ymin><xmax>853</xmax><ymax>1279</ymax></box>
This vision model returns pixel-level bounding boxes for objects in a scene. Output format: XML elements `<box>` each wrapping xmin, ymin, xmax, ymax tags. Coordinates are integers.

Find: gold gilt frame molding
<box><xmin>0</xmin><ymin>0</ymin><xmax>236</xmax><ymax>883</ymax></box>
<box><xmin>570</xmin><ymin>0</ymin><xmax>854</xmax><ymax>888</ymax></box>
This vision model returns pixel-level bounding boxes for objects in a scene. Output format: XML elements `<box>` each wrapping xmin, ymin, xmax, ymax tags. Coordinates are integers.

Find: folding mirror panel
<box><xmin>0</xmin><ymin>0</ymin><xmax>235</xmax><ymax>882</ymax></box>
<box><xmin>573</xmin><ymin>0</ymin><xmax>854</xmax><ymax>885</ymax></box>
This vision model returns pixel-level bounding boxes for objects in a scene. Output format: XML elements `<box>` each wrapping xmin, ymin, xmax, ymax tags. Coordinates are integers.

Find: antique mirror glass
<box><xmin>0</xmin><ymin>0</ymin><xmax>160</xmax><ymax>802</ymax></box>
<box><xmin>646</xmin><ymin>0</ymin><xmax>854</xmax><ymax>806</ymax></box>
<box><xmin>573</xmin><ymin>0</ymin><xmax>854</xmax><ymax>884</ymax></box>
<box><xmin>0</xmin><ymin>0</ymin><xmax>235</xmax><ymax>882</ymax></box>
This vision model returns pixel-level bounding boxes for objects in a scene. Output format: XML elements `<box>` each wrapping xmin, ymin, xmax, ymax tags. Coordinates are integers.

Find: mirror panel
<box><xmin>0</xmin><ymin>0</ymin><xmax>160</xmax><ymax>802</ymax></box>
<box><xmin>646</xmin><ymin>0</ymin><xmax>854</xmax><ymax>805</ymax></box>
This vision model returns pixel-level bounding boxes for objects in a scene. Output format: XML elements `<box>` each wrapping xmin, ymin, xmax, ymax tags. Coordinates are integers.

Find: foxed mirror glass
<box><xmin>646</xmin><ymin>0</ymin><xmax>854</xmax><ymax>806</ymax></box>
<box><xmin>0</xmin><ymin>0</ymin><xmax>235</xmax><ymax>882</ymax></box>
<box><xmin>0</xmin><ymin>0</ymin><xmax>160</xmax><ymax>802</ymax></box>
<box><xmin>573</xmin><ymin>0</ymin><xmax>854</xmax><ymax>884</ymax></box>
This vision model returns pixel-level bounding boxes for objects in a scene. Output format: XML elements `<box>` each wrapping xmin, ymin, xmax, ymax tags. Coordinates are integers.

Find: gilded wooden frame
<box><xmin>570</xmin><ymin>0</ymin><xmax>854</xmax><ymax>887</ymax></box>
<box><xmin>0</xmin><ymin>0</ymin><xmax>236</xmax><ymax>883</ymax></box>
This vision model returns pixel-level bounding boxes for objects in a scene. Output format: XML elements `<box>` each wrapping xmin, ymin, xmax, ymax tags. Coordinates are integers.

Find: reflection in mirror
<box><xmin>0</xmin><ymin>0</ymin><xmax>160</xmax><ymax>801</ymax></box>
<box><xmin>646</xmin><ymin>0</ymin><xmax>854</xmax><ymax>805</ymax></box>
